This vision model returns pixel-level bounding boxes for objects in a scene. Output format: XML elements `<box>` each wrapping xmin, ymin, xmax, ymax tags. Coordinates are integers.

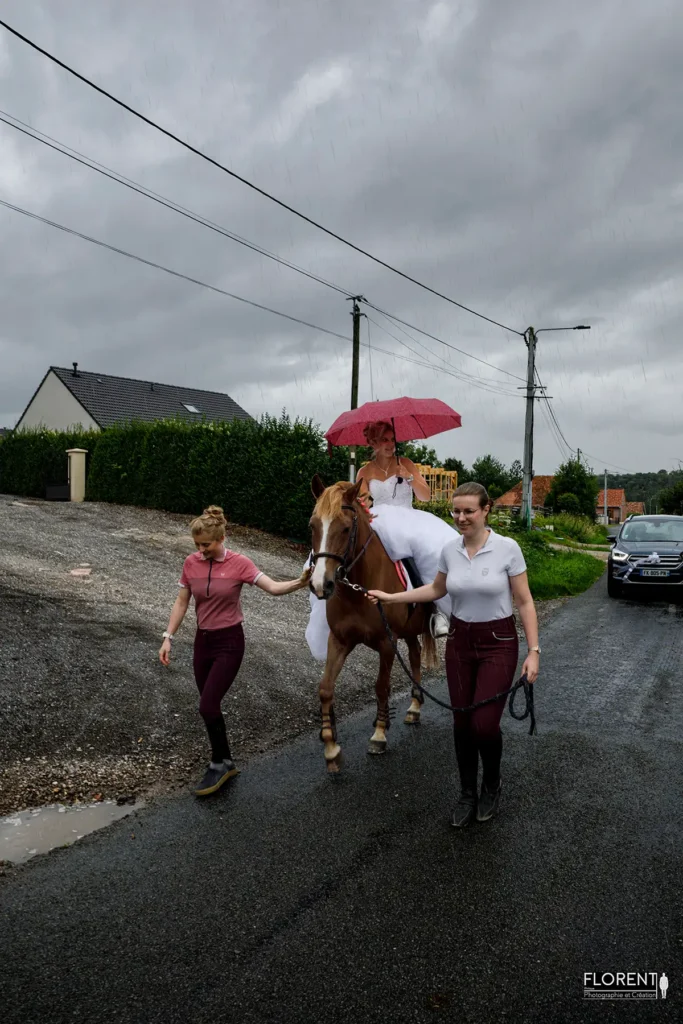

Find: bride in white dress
<box><xmin>305</xmin><ymin>420</ymin><xmax>455</xmax><ymax>661</ymax></box>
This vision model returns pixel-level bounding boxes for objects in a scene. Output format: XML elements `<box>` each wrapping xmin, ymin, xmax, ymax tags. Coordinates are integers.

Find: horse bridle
<box><xmin>310</xmin><ymin>503</ymin><xmax>375</xmax><ymax>581</ymax></box>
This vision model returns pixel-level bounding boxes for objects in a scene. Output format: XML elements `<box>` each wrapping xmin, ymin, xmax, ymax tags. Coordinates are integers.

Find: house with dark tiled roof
<box><xmin>14</xmin><ymin>364</ymin><xmax>252</xmax><ymax>432</ymax></box>
<box><xmin>494</xmin><ymin>475</ymin><xmax>555</xmax><ymax>512</ymax></box>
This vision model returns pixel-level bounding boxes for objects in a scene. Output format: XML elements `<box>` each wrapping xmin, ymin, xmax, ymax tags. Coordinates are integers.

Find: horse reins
<box><xmin>310</xmin><ymin>501</ymin><xmax>536</xmax><ymax>734</ymax></box>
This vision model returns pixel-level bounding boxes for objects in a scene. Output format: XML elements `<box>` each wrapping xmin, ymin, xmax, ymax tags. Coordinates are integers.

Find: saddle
<box><xmin>396</xmin><ymin>556</ymin><xmax>422</xmax><ymax>614</ymax></box>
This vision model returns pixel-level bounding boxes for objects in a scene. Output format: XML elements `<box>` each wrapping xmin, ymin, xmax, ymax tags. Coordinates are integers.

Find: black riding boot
<box><xmin>477</xmin><ymin>732</ymin><xmax>503</xmax><ymax>822</ymax></box>
<box><xmin>451</xmin><ymin>727</ymin><xmax>478</xmax><ymax>828</ymax></box>
<box><xmin>205</xmin><ymin>714</ymin><xmax>231</xmax><ymax>764</ymax></box>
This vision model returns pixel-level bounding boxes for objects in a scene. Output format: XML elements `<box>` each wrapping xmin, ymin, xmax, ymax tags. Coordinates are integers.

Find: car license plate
<box><xmin>642</xmin><ymin>569</ymin><xmax>670</xmax><ymax>577</ymax></box>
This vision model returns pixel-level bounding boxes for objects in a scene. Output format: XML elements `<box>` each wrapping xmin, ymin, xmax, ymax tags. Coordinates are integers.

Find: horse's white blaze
<box><xmin>311</xmin><ymin>516</ymin><xmax>332</xmax><ymax>595</ymax></box>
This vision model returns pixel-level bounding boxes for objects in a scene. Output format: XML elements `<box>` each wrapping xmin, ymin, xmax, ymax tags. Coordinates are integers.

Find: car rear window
<box><xmin>621</xmin><ymin>519</ymin><xmax>683</xmax><ymax>543</ymax></box>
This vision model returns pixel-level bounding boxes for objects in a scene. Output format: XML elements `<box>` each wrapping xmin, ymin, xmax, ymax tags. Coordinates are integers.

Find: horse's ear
<box><xmin>311</xmin><ymin>474</ymin><xmax>325</xmax><ymax>499</ymax></box>
<box><xmin>344</xmin><ymin>480</ymin><xmax>364</xmax><ymax>505</ymax></box>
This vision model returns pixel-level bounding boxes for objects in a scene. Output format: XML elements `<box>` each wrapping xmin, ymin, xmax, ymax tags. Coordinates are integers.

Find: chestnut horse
<box><xmin>309</xmin><ymin>475</ymin><xmax>438</xmax><ymax>773</ymax></box>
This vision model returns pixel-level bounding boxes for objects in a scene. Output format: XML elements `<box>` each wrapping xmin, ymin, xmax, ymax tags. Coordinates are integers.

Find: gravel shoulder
<box><xmin>0</xmin><ymin>495</ymin><xmax>565</xmax><ymax>814</ymax></box>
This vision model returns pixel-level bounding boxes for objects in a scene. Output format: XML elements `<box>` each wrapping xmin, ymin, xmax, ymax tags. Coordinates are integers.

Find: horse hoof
<box><xmin>404</xmin><ymin>710</ymin><xmax>421</xmax><ymax>725</ymax></box>
<box><xmin>324</xmin><ymin>743</ymin><xmax>341</xmax><ymax>763</ymax></box>
<box><xmin>367</xmin><ymin>739</ymin><xmax>387</xmax><ymax>756</ymax></box>
<box><xmin>326</xmin><ymin>755</ymin><xmax>342</xmax><ymax>774</ymax></box>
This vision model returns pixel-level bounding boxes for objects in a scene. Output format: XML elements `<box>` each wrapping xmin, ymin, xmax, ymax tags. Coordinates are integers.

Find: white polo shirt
<box><xmin>437</xmin><ymin>528</ymin><xmax>527</xmax><ymax>623</ymax></box>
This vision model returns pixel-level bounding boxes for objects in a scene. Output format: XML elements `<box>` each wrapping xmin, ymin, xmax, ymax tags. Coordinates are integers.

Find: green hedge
<box><xmin>0</xmin><ymin>427</ymin><xmax>100</xmax><ymax>498</ymax></box>
<box><xmin>0</xmin><ymin>416</ymin><xmax>354</xmax><ymax>540</ymax></box>
<box><xmin>84</xmin><ymin>415</ymin><xmax>350</xmax><ymax>540</ymax></box>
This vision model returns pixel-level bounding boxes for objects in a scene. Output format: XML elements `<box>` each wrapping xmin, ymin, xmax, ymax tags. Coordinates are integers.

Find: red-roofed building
<box><xmin>596</xmin><ymin>489</ymin><xmax>627</xmax><ymax>523</ymax></box>
<box><xmin>494</xmin><ymin>476</ymin><xmax>554</xmax><ymax>512</ymax></box>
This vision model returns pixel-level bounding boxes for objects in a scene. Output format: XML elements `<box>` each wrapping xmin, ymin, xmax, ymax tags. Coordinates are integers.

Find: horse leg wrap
<box><xmin>320</xmin><ymin>705</ymin><xmax>337</xmax><ymax>742</ymax></box>
<box><xmin>373</xmin><ymin>704</ymin><xmax>392</xmax><ymax>731</ymax></box>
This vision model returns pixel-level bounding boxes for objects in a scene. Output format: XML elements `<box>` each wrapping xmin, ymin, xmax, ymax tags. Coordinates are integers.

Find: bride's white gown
<box><xmin>305</xmin><ymin>475</ymin><xmax>456</xmax><ymax>661</ymax></box>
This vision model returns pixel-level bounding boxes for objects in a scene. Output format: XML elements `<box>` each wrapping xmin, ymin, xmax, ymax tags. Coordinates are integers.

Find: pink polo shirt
<box><xmin>179</xmin><ymin>548</ymin><xmax>263</xmax><ymax>630</ymax></box>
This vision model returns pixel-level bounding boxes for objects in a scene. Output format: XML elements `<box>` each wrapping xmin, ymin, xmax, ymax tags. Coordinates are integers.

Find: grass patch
<box><xmin>547</xmin><ymin>536</ymin><xmax>611</xmax><ymax>552</ymax></box>
<box><xmin>518</xmin><ymin>537</ymin><xmax>605</xmax><ymax>599</ymax></box>
<box><xmin>542</xmin><ymin>513</ymin><xmax>608</xmax><ymax>545</ymax></box>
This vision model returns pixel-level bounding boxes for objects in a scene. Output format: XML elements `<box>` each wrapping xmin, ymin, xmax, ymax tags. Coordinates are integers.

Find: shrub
<box><xmin>558</xmin><ymin>492</ymin><xmax>581</xmax><ymax>515</ymax></box>
<box><xmin>414</xmin><ymin>498</ymin><xmax>452</xmax><ymax>522</ymax></box>
<box><xmin>0</xmin><ymin>427</ymin><xmax>100</xmax><ymax>497</ymax></box>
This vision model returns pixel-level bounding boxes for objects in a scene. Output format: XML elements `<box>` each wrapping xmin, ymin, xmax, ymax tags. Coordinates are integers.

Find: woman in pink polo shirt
<box><xmin>160</xmin><ymin>505</ymin><xmax>311</xmax><ymax>797</ymax></box>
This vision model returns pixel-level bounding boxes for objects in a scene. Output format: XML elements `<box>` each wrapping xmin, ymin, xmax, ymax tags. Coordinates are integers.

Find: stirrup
<box><xmin>430</xmin><ymin>612</ymin><xmax>450</xmax><ymax>639</ymax></box>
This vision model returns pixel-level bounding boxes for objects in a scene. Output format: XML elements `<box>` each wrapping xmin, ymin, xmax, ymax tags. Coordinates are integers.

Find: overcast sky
<box><xmin>1</xmin><ymin>0</ymin><xmax>681</xmax><ymax>474</ymax></box>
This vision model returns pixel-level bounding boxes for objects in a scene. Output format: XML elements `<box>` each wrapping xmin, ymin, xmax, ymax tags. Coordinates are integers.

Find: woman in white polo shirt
<box><xmin>368</xmin><ymin>482</ymin><xmax>539</xmax><ymax>827</ymax></box>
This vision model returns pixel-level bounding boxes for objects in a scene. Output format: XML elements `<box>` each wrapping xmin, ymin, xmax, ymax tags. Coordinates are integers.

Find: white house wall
<box><xmin>15</xmin><ymin>371</ymin><xmax>100</xmax><ymax>432</ymax></box>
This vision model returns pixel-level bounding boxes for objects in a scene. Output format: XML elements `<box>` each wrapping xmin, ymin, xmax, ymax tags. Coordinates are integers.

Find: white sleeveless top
<box><xmin>368</xmin><ymin>475</ymin><xmax>413</xmax><ymax>508</ymax></box>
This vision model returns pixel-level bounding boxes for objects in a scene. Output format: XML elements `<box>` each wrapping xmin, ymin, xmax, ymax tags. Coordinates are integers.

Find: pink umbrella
<box><xmin>325</xmin><ymin>397</ymin><xmax>462</xmax><ymax>447</ymax></box>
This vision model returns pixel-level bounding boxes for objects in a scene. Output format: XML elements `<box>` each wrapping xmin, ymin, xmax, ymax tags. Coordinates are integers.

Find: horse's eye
<box><xmin>342</xmin><ymin>527</ymin><xmax>350</xmax><ymax>535</ymax></box>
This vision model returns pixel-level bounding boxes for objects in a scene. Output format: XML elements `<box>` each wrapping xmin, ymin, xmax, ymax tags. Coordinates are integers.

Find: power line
<box><xmin>0</xmin><ymin>18</ymin><xmax>522</xmax><ymax>337</ymax></box>
<box><xmin>360</xmin><ymin>340</ymin><xmax>517</xmax><ymax>385</ymax></box>
<box><xmin>373</xmin><ymin>309</ymin><xmax>522</xmax><ymax>389</ymax></box>
<box><xmin>366</xmin><ymin>317</ymin><xmax>375</xmax><ymax>403</ymax></box>
<box><xmin>0</xmin><ymin>197</ymin><xmax>350</xmax><ymax>342</ymax></box>
<box><xmin>0</xmin><ymin>193</ymin><xmax>519</xmax><ymax>394</ymax></box>
<box><xmin>364</xmin><ymin>301</ymin><xmax>527</xmax><ymax>382</ymax></box>
<box><xmin>367</xmin><ymin>315</ymin><xmax>520</xmax><ymax>398</ymax></box>
<box><xmin>0</xmin><ymin>109</ymin><xmax>353</xmax><ymax>298</ymax></box>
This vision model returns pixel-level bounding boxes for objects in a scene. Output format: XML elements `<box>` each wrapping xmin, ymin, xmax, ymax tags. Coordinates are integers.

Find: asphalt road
<box><xmin>2</xmin><ymin>577</ymin><xmax>682</xmax><ymax>1023</ymax></box>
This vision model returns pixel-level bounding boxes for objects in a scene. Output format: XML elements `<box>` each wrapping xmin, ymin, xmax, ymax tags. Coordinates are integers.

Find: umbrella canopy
<box><xmin>325</xmin><ymin>397</ymin><xmax>462</xmax><ymax>447</ymax></box>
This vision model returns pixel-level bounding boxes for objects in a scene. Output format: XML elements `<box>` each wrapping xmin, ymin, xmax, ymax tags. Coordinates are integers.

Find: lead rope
<box><xmin>337</xmin><ymin>576</ymin><xmax>536</xmax><ymax>735</ymax></box>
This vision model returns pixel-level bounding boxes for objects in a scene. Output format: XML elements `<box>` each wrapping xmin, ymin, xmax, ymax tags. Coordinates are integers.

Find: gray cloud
<box><xmin>1</xmin><ymin>0</ymin><xmax>682</xmax><ymax>476</ymax></box>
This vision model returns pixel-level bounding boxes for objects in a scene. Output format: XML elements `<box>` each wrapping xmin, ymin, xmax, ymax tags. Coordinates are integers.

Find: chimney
<box><xmin>72</xmin><ymin>362</ymin><xmax>79</xmax><ymax>377</ymax></box>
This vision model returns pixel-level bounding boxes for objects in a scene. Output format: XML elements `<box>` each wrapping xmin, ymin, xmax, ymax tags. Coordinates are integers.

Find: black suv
<box><xmin>608</xmin><ymin>515</ymin><xmax>683</xmax><ymax>597</ymax></box>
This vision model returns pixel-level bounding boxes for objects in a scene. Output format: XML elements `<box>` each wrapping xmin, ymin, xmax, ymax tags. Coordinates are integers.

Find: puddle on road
<box><xmin>0</xmin><ymin>800</ymin><xmax>143</xmax><ymax>865</ymax></box>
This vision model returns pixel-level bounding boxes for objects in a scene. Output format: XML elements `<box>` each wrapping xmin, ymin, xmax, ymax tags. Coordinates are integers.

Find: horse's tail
<box><xmin>420</xmin><ymin>604</ymin><xmax>439</xmax><ymax>671</ymax></box>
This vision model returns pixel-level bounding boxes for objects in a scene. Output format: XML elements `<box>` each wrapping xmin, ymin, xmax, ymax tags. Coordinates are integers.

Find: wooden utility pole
<box><xmin>521</xmin><ymin>326</ymin><xmax>537</xmax><ymax>529</ymax></box>
<box><xmin>347</xmin><ymin>295</ymin><xmax>366</xmax><ymax>482</ymax></box>
<box><xmin>603</xmin><ymin>469</ymin><xmax>608</xmax><ymax>524</ymax></box>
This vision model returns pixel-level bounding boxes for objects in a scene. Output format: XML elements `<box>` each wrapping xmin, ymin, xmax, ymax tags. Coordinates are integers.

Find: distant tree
<box><xmin>471</xmin><ymin>454</ymin><xmax>511</xmax><ymax>494</ymax></box>
<box><xmin>545</xmin><ymin>458</ymin><xmax>599</xmax><ymax>519</ymax></box>
<box><xmin>659</xmin><ymin>481</ymin><xmax>683</xmax><ymax>515</ymax></box>
<box><xmin>509</xmin><ymin>459</ymin><xmax>523</xmax><ymax>483</ymax></box>
<box><xmin>442</xmin><ymin>457</ymin><xmax>471</xmax><ymax>483</ymax></box>
<box><xmin>488</xmin><ymin>484</ymin><xmax>504</xmax><ymax>500</ymax></box>
<box><xmin>400</xmin><ymin>443</ymin><xmax>441</xmax><ymax>467</ymax></box>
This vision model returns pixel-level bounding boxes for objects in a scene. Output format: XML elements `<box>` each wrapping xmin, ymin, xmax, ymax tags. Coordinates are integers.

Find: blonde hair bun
<box><xmin>191</xmin><ymin>504</ymin><xmax>227</xmax><ymax>539</ymax></box>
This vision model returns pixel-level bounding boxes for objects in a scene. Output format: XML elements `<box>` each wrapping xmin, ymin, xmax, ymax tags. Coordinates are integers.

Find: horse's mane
<box><xmin>314</xmin><ymin>481</ymin><xmax>372</xmax><ymax>521</ymax></box>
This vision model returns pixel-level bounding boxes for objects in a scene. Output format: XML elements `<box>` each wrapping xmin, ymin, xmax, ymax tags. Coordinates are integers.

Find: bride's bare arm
<box><xmin>399</xmin><ymin>458</ymin><xmax>431</xmax><ymax>503</ymax></box>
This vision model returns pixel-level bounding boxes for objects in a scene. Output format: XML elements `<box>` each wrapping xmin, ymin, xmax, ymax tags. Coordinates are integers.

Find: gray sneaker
<box><xmin>194</xmin><ymin>760</ymin><xmax>240</xmax><ymax>797</ymax></box>
<box><xmin>451</xmin><ymin>790</ymin><xmax>477</xmax><ymax>828</ymax></box>
<box><xmin>476</xmin><ymin>781</ymin><xmax>502</xmax><ymax>822</ymax></box>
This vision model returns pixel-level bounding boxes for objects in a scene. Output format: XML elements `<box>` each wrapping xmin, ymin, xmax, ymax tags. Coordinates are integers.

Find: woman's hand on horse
<box><xmin>159</xmin><ymin>639</ymin><xmax>172</xmax><ymax>666</ymax></box>
<box><xmin>299</xmin><ymin>566</ymin><xmax>314</xmax><ymax>588</ymax></box>
<box><xmin>366</xmin><ymin>589</ymin><xmax>391</xmax><ymax>605</ymax></box>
